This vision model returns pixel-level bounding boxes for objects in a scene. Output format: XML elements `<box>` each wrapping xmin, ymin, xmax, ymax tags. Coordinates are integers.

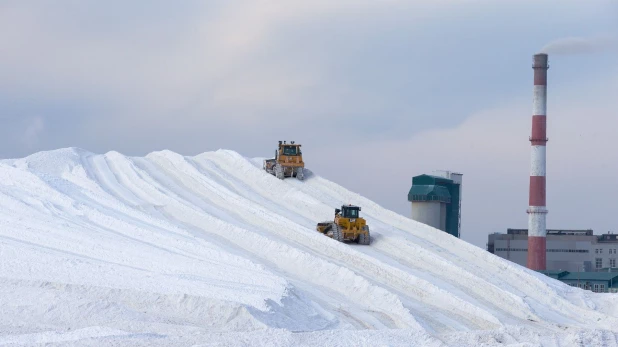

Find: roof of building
<box><xmin>538</xmin><ymin>270</ymin><xmax>569</xmax><ymax>279</ymax></box>
<box><xmin>412</xmin><ymin>174</ymin><xmax>455</xmax><ymax>185</ymax></box>
<box><xmin>408</xmin><ymin>174</ymin><xmax>456</xmax><ymax>203</ymax></box>
<box><xmin>598</xmin><ymin>233</ymin><xmax>618</xmax><ymax>242</ymax></box>
<box><xmin>559</xmin><ymin>272</ymin><xmax>618</xmax><ymax>281</ymax></box>
<box><xmin>408</xmin><ymin>184</ymin><xmax>451</xmax><ymax>203</ymax></box>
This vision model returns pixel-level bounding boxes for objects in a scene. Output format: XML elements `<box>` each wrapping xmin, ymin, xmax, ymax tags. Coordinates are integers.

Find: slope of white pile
<box><xmin>0</xmin><ymin>148</ymin><xmax>617</xmax><ymax>346</ymax></box>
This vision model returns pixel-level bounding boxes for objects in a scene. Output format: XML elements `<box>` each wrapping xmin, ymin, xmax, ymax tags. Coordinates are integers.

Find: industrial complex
<box><xmin>485</xmin><ymin>53</ymin><xmax>617</xmax><ymax>292</ymax></box>
<box><xmin>406</xmin><ymin>53</ymin><xmax>615</xmax><ymax>293</ymax></box>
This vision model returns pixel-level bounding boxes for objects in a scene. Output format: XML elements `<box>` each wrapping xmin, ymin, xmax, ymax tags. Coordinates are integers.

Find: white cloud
<box><xmin>0</xmin><ymin>1</ymin><xmax>453</xmax><ymax>119</ymax></box>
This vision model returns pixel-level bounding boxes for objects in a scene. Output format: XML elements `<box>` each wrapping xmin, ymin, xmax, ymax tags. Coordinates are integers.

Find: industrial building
<box><xmin>488</xmin><ymin>229</ymin><xmax>618</xmax><ymax>272</ymax></box>
<box><xmin>408</xmin><ymin>171</ymin><xmax>462</xmax><ymax>238</ymax></box>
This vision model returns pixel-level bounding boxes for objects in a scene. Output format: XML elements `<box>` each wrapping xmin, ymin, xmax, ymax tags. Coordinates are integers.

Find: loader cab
<box><xmin>337</xmin><ymin>205</ymin><xmax>361</xmax><ymax>219</ymax></box>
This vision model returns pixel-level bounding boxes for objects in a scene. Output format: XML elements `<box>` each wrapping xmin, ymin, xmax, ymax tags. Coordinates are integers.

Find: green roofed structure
<box><xmin>538</xmin><ymin>270</ymin><xmax>618</xmax><ymax>293</ymax></box>
<box><xmin>537</xmin><ymin>270</ymin><xmax>569</xmax><ymax>280</ymax></box>
<box><xmin>407</xmin><ymin>171</ymin><xmax>462</xmax><ymax>238</ymax></box>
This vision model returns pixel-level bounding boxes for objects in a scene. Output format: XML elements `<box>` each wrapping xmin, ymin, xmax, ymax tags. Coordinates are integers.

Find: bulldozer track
<box><xmin>331</xmin><ymin>224</ymin><xmax>344</xmax><ymax>242</ymax></box>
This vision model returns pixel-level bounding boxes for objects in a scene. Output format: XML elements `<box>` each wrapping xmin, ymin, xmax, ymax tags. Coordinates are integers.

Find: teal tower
<box><xmin>407</xmin><ymin>171</ymin><xmax>462</xmax><ymax>238</ymax></box>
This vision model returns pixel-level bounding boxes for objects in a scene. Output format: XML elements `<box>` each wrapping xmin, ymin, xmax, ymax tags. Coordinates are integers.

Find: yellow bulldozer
<box><xmin>263</xmin><ymin>141</ymin><xmax>305</xmax><ymax>180</ymax></box>
<box><xmin>316</xmin><ymin>204</ymin><xmax>370</xmax><ymax>245</ymax></box>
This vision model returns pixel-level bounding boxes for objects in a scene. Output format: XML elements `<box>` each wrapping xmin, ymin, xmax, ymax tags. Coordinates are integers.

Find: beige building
<box><xmin>487</xmin><ymin>229</ymin><xmax>618</xmax><ymax>272</ymax></box>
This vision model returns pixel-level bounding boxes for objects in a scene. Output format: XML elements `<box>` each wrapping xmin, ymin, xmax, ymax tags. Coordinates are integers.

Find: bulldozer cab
<box><xmin>336</xmin><ymin>205</ymin><xmax>361</xmax><ymax>219</ymax></box>
<box><xmin>282</xmin><ymin>145</ymin><xmax>299</xmax><ymax>156</ymax></box>
<box><xmin>277</xmin><ymin>141</ymin><xmax>301</xmax><ymax>157</ymax></box>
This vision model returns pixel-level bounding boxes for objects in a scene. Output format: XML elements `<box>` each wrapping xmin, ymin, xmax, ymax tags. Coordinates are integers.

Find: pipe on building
<box><xmin>527</xmin><ymin>53</ymin><xmax>549</xmax><ymax>270</ymax></box>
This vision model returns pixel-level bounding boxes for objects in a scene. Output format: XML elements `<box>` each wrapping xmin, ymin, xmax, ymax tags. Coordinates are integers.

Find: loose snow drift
<box><xmin>0</xmin><ymin>148</ymin><xmax>617</xmax><ymax>346</ymax></box>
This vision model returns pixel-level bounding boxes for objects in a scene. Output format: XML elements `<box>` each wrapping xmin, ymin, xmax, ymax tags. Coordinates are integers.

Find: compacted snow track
<box><xmin>0</xmin><ymin>148</ymin><xmax>617</xmax><ymax>346</ymax></box>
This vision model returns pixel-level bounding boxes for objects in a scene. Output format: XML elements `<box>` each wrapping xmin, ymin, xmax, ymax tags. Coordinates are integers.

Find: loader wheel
<box><xmin>331</xmin><ymin>224</ymin><xmax>344</xmax><ymax>242</ymax></box>
<box><xmin>296</xmin><ymin>167</ymin><xmax>304</xmax><ymax>180</ymax></box>
<box><xmin>358</xmin><ymin>226</ymin><xmax>370</xmax><ymax>245</ymax></box>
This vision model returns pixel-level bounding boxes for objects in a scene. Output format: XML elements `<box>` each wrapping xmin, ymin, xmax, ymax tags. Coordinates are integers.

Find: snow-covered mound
<box><xmin>0</xmin><ymin>148</ymin><xmax>617</xmax><ymax>346</ymax></box>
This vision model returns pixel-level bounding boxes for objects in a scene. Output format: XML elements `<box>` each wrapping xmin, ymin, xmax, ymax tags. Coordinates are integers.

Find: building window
<box><xmin>600</xmin><ymin>284</ymin><xmax>606</xmax><ymax>292</ymax></box>
<box><xmin>596</xmin><ymin>258</ymin><xmax>603</xmax><ymax>269</ymax></box>
<box><xmin>594</xmin><ymin>284</ymin><xmax>600</xmax><ymax>293</ymax></box>
<box><xmin>596</xmin><ymin>249</ymin><xmax>599</xmax><ymax>254</ymax></box>
<box><xmin>611</xmin><ymin>259</ymin><xmax>616</xmax><ymax>268</ymax></box>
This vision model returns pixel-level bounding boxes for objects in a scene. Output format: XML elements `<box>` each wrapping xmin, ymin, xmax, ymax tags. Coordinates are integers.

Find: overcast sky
<box><xmin>1</xmin><ymin>1</ymin><xmax>617</xmax><ymax>248</ymax></box>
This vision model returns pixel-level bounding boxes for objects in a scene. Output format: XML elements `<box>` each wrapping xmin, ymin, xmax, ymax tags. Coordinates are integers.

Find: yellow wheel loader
<box><xmin>263</xmin><ymin>141</ymin><xmax>305</xmax><ymax>180</ymax></box>
<box><xmin>316</xmin><ymin>205</ymin><xmax>370</xmax><ymax>245</ymax></box>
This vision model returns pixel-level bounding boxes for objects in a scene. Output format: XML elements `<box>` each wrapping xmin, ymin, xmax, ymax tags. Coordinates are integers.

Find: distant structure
<box><xmin>488</xmin><ymin>229</ymin><xmax>618</xmax><ymax>272</ymax></box>
<box><xmin>538</xmin><ymin>270</ymin><xmax>618</xmax><ymax>293</ymax></box>
<box><xmin>527</xmin><ymin>53</ymin><xmax>550</xmax><ymax>271</ymax></box>
<box><xmin>407</xmin><ymin>171</ymin><xmax>462</xmax><ymax>238</ymax></box>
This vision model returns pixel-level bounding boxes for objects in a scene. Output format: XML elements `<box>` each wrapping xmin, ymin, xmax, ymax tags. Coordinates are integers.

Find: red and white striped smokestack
<box><xmin>527</xmin><ymin>53</ymin><xmax>549</xmax><ymax>271</ymax></box>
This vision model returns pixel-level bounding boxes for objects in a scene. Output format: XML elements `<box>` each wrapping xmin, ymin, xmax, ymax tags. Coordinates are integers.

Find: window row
<box><xmin>596</xmin><ymin>249</ymin><xmax>618</xmax><ymax>254</ymax></box>
<box><xmin>570</xmin><ymin>283</ymin><xmax>607</xmax><ymax>293</ymax></box>
<box><xmin>596</xmin><ymin>258</ymin><xmax>618</xmax><ymax>269</ymax></box>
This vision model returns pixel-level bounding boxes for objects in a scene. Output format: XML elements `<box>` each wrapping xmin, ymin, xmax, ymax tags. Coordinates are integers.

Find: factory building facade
<box><xmin>488</xmin><ymin>229</ymin><xmax>618</xmax><ymax>272</ymax></box>
<box><xmin>408</xmin><ymin>171</ymin><xmax>462</xmax><ymax>238</ymax></box>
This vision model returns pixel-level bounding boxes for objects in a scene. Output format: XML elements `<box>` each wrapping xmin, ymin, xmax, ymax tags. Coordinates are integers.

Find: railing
<box><xmin>592</xmin><ymin>288</ymin><xmax>618</xmax><ymax>293</ymax></box>
<box><xmin>409</xmin><ymin>195</ymin><xmax>451</xmax><ymax>203</ymax></box>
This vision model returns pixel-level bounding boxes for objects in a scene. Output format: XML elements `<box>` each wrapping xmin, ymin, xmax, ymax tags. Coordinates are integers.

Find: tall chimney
<box><xmin>527</xmin><ymin>53</ymin><xmax>549</xmax><ymax>271</ymax></box>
